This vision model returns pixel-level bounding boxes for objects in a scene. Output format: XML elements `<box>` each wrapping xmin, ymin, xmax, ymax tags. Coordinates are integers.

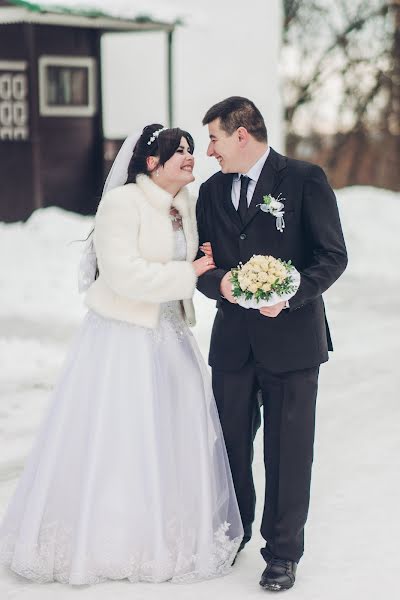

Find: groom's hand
<box><xmin>220</xmin><ymin>272</ymin><xmax>237</xmax><ymax>304</ymax></box>
<box><xmin>259</xmin><ymin>301</ymin><xmax>286</xmax><ymax>318</ymax></box>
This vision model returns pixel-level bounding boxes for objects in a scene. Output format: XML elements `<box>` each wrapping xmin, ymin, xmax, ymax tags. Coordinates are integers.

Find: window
<box><xmin>0</xmin><ymin>60</ymin><xmax>29</xmax><ymax>141</ymax></box>
<box><xmin>39</xmin><ymin>56</ymin><xmax>97</xmax><ymax>117</ymax></box>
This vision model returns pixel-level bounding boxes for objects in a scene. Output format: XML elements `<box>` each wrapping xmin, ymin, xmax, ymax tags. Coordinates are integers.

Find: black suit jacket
<box><xmin>196</xmin><ymin>148</ymin><xmax>348</xmax><ymax>373</ymax></box>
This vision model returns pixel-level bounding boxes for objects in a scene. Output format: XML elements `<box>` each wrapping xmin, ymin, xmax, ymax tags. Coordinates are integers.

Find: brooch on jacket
<box><xmin>257</xmin><ymin>193</ymin><xmax>286</xmax><ymax>233</ymax></box>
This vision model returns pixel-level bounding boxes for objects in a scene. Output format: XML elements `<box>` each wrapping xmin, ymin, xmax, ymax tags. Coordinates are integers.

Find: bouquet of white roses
<box><xmin>230</xmin><ymin>254</ymin><xmax>300</xmax><ymax>309</ymax></box>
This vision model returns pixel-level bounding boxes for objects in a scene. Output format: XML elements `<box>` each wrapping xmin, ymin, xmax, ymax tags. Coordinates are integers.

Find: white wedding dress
<box><xmin>0</xmin><ymin>227</ymin><xmax>243</xmax><ymax>585</ymax></box>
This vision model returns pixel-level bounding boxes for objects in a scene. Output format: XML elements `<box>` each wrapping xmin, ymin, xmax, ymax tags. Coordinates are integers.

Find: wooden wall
<box><xmin>0</xmin><ymin>24</ymin><xmax>33</xmax><ymax>222</ymax></box>
<box><xmin>35</xmin><ymin>25</ymin><xmax>103</xmax><ymax>215</ymax></box>
<box><xmin>0</xmin><ymin>19</ymin><xmax>103</xmax><ymax>222</ymax></box>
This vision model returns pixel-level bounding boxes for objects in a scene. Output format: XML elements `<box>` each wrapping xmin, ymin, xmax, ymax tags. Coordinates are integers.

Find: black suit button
<box><xmin>239</xmin><ymin>233</ymin><xmax>247</xmax><ymax>240</ymax></box>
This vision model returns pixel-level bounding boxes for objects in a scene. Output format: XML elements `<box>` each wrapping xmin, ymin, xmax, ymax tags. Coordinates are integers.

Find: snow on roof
<box><xmin>0</xmin><ymin>0</ymin><xmax>180</xmax><ymax>31</ymax></box>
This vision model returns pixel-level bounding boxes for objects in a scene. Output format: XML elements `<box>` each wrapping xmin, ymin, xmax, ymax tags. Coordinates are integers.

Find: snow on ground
<box><xmin>0</xmin><ymin>186</ymin><xmax>399</xmax><ymax>599</ymax></box>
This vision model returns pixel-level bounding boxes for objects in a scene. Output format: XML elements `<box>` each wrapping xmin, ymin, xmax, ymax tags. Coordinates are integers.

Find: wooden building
<box><xmin>0</xmin><ymin>0</ymin><xmax>176</xmax><ymax>222</ymax></box>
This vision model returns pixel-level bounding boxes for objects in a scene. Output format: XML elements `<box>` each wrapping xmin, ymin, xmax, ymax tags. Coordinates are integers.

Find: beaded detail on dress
<box><xmin>156</xmin><ymin>226</ymin><xmax>188</xmax><ymax>339</ymax></box>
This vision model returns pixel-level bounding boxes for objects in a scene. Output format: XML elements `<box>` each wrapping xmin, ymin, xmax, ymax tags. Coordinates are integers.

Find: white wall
<box><xmin>101</xmin><ymin>0</ymin><xmax>283</xmax><ymax>185</ymax></box>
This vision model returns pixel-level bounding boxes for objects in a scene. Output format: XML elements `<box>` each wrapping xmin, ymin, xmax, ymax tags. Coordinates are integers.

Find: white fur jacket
<box><xmin>85</xmin><ymin>174</ymin><xmax>198</xmax><ymax>328</ymax></box>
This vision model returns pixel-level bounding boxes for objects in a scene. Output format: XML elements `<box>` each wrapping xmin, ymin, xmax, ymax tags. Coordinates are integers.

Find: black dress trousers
<box><xmin>212</xmin><ymin>356</ymin><xmax>319</xmax><ymax>563</ymax></box>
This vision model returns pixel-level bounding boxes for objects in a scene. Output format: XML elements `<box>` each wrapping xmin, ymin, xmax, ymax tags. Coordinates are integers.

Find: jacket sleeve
<box><xmin>289</xmin><ymin>165</ymin><xmax>348</xmax><ymax>311</ymax></box>
<box><xmin>94</xmin><ymin>190</ymin><xmax>197</xmax><ymax>303</ymax></box>
<box><xmin>195</xmin><ymin>183</ymin><xmax>228</xmax><ymax>300</ymax></box>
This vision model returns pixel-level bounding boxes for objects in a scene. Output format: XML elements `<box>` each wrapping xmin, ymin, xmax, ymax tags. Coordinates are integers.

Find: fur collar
<box><xmin>135</xmin><ymin>174</ymin><xmax>190</xmax><ymax>218</ymax></box>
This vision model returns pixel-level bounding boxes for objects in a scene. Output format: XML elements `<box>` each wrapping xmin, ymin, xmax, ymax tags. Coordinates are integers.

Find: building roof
<box><xmin>0</xmin><ymin>0</ymin><xmax>178</xmax><ymax>32</ymax></box>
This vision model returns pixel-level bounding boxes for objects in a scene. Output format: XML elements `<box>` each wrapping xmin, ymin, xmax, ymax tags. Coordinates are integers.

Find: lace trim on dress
<box><xmin>0</xmin><ymin>521</ymin><xmax>241</xmax><ymax>585</ymax></box>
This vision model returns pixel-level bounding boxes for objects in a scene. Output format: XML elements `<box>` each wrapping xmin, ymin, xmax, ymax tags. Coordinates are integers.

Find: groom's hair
<box><xmin>202</xmin><ymin>96</ymin><xmax>268</xmax><ymax>142</ymax></box>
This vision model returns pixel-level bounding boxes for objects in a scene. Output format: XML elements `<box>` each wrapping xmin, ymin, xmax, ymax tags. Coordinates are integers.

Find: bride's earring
<box><xmin>156</xmin><ymin>169</ymin><xmax>160</xmax><ymax>177</ymax></box>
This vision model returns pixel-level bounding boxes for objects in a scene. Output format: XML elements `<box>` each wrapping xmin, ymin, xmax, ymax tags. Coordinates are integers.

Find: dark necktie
<box><xmin>238</xmin><ymin>175</ymin><xmax>250</xmax><ymax>224</ymax></box>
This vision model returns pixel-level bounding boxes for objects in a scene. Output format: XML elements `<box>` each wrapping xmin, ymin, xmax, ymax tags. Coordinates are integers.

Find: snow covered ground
<box><xmin>0</xmin><ymin>186</ymin><xmax>399</xmax><ymax>599</ymax></box>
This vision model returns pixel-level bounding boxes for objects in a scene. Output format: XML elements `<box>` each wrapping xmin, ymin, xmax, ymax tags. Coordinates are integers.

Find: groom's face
<box><xmin>206</xmin><ymin>119</ymin><xmax>241</xmax><ymax>174</ymax></box>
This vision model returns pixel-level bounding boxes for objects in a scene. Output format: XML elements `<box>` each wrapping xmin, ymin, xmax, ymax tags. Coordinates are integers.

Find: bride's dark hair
<box><xmin>125</xmin><ymin>124</ymin><xmax>194</xmax><ymax>184</ymax></box>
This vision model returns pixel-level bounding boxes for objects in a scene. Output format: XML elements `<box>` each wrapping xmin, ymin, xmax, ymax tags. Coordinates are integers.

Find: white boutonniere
<box><xmin>257</xmin><ymin>193</ymin><xmax>286</xmax><ymax>233</ymax></box>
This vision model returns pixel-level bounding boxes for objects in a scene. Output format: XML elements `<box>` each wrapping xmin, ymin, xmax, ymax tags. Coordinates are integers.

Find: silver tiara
<box><xmin>147</xmin><ymin>127</ymin><xmax>167</xmax><ymax>145</ymax></box>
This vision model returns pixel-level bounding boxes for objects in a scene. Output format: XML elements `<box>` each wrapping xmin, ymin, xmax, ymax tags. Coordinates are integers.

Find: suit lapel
<box><xmin>243</xmin><ymin>148</ymin><xmax>288</xmax><ymax>230</ymax></box>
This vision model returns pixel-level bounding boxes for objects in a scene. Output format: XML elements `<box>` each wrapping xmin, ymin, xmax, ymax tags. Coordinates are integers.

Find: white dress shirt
<box><xmin>231</xmin><ymin>146</ymin><xmax>270</xmax><ymax>209</ymax></box>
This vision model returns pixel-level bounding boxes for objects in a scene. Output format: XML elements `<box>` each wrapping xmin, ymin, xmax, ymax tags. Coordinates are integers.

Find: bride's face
<box><xmin>157</xmin><ymin>137</ymin><xmax>195</xmax><ymax>188</ymax></box>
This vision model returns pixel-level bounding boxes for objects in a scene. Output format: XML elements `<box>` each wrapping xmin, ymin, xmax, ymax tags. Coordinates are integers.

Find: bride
<box><xmin>0</xmin><ymin>124</ymin><xmax>243</xmax><ymax>585</ymax></box>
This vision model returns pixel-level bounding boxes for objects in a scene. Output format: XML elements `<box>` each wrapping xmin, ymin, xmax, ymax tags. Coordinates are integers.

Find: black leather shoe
<box><xmin>259</xmin><ymin>558</ymin><xmax>297</xmax><ymax>591</ymax></box>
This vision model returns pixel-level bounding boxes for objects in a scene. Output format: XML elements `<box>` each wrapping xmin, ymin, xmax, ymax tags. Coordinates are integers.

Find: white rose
<box><xmin>238</xmin><ymin>274</ymin><xmax>249</xmax><ymax>288</ymax></box>
<box><xmin>248</xmin><ymin>283</ymin><xmax>259</xmax><ymax>294</ymax></box>
<box><xmin>257</xmin><ymin>271</ymin><xmax>269</xmax><ymax>283</ymax></box>
<box><xmin>239</xmin><ymin>277</ymin><xmax>251</xmax><ymax>291</ymax></box>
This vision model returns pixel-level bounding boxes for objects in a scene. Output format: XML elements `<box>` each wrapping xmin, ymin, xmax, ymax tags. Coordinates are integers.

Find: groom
<box><xmin>196</xmin><ymin>97</ymin><xmax>347</xmax><ymax>591</ymax></box>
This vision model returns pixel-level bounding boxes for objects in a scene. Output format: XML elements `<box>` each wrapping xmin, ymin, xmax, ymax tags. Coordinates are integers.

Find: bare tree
<box><xmin>282</xmin><ymin>1</ymin><xmax>400</xmax><ymax>189</ymax></box>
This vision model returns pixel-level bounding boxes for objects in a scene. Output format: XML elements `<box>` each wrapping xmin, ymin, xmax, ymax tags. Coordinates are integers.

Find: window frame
<box><xmin>38</xmin><ymin>55</ymin><xmax>97</xmax><ymax>117</ymax></box>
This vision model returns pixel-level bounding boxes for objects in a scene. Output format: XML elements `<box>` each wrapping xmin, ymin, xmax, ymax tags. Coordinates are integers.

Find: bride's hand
<box><xmin>193</xmin><ymin>254</ymin><xmax>216</xmax><ymax>277</ymax></box>
<box><xmin>200</xmin><ymin>242</ymin><xmax>213</xmax><ymax>262</ymax></box>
